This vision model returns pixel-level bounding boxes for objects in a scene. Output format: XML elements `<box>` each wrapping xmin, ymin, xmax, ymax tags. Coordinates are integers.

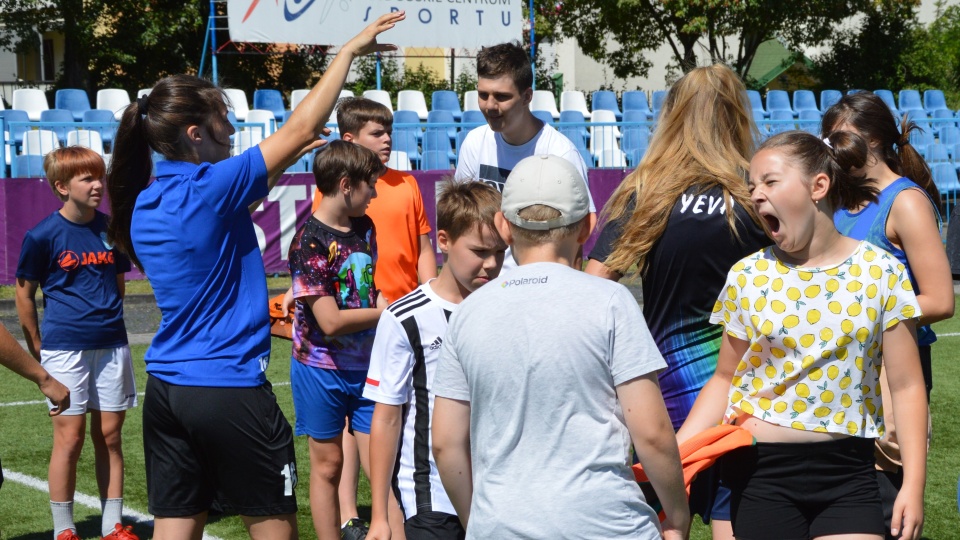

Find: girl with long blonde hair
<box><xmin>586</xmin><ymin>64</ymin><xmax>769</xmax><ymax>538</ymax></box>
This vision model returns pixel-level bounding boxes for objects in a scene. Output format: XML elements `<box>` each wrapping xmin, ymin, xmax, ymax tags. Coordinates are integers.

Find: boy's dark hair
<box><xmin>44</xmin><ymin>146</ymin><xmax>106</xmax><ymax>201</ymax></box>
<box><xmin>313</xmin><ymin>140</ymin><xmax>386</xmax><ymax>195</ymax></box>
<box><xmin>477</xmin><ymin>42</ymin><xmax>532</xmax><ymax>91</ymax></box>
<box><xmin>759</xmin><ymin>130</ymin><xmax>878</xmax><ymax>211</ymax></box>
<box><xmin>436</xmin><ymin>180</ymin><xmax>502</xmax><ymax>242</ymax></box>
<box><xmin>337</xmin><ymin>97</ymin><xmax>393</xmax><ymax>137</ymax></box>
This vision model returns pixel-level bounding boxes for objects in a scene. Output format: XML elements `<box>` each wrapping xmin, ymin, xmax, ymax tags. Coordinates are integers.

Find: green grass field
<box><xmin>1</xmin><ymin>313</ymin><xmax>959</xmax><ymax>538</ymax></box>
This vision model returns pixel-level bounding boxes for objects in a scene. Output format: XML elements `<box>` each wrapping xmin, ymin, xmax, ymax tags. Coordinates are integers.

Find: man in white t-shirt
<box><xmin>432</xmin><ymin>155</ymin><xmax>689</xmax><ymax>539</ymax></box>
<box><xmin>455</xmin><ymin>42</ymin><xmax>595</xmax><ymax>268</ymax></box>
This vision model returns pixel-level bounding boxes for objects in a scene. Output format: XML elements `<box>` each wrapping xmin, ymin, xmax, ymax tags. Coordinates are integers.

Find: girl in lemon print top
<box><xmin>678</xmin><ymin>131</ymin><xmax>928</xmax><ymax>540</ymax></box>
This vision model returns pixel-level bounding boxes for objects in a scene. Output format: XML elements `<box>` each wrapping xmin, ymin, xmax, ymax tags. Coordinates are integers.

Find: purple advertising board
<box><xmin>0</xmin><ymin>170</ymin><xmax>629</xmax><ymax>285</ymax></box>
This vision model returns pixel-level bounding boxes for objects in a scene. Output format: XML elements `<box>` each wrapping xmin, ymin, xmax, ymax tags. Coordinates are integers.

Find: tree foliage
<box><xmin>0</xmin><ymin>0</ymin><xmax>328</xmax><ymax>102</ymax></box>
<box><xmin>815</xmin><ymin>0</ymin><xmax>960</xmax><ymax>107</ymax></box>
<box><xmin>539</xmin><ymin>0</ymin><xmax>867</xmax><ymax>80</ymax></box>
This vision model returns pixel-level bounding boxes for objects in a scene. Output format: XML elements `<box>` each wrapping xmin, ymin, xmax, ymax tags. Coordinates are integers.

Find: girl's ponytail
<box><xmin>896</xmin><ymin>118</ymin><xmax>939</xmax><ymax>202</ymax></box>
<box><xmin>107</xmin><ymin>101</ymin><xmax>153</xmax><ymax>271</ymax></box>
<box><xmin>823</xmin><ymin>131</ymin><xmax>878</xmax><ymax>211</ymax></box>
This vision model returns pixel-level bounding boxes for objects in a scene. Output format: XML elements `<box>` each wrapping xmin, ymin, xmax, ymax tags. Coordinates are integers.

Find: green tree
<box><xmin>539</xmin><ymin>0</ymin><xmax>867</xmax><ymax>80</ymax></box>
<box><xmin>0</xmin><ymin>0</ymin><xmax>328</xmax><ymax>104</ymax></box>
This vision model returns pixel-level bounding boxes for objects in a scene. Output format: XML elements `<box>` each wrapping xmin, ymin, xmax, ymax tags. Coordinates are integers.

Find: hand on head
<box><xmin>343</xmin><ymin>11</ymin><xmax>405</xmax><ymax>58</ymax></box>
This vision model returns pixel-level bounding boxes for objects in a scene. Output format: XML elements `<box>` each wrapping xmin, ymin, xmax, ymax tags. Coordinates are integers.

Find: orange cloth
<box><xmin>268</xmin><ymin>292</ymin><xmax>293</xmax><ymax>340</ymax></box>
<box><xmin>633</xmin><ymin>424</ymin><xmax>754</xmax><ymax>493</ymax></box>
<box><xmin>311</xmin><ymin>167</ymin><xmax>431</xmax><ymax>302</ymax></box>
<box><xmin>632</xmin><ymin>424</ymin><xmax>754</xmax><ymax>522</ymax></box>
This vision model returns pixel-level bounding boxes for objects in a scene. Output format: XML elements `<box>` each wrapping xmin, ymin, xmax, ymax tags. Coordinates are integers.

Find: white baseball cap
<box><xmin>501</xmin><ymin>155</ymin><xmax>590</xmax><ymax>230</ymax></box>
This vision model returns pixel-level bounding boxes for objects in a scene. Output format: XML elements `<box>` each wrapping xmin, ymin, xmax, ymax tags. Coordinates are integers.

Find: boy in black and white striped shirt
<box><xmin>364</xmin><ymin>181</ymin><xmax>506</xmax><ymax>539</ymax></box>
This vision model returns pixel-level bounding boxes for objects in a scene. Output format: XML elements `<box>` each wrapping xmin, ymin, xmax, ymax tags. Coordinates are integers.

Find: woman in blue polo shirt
<box><xmin>105</xmin><ymin>12</ymin><xmax>405</xmax><ymax>539</ymax></box>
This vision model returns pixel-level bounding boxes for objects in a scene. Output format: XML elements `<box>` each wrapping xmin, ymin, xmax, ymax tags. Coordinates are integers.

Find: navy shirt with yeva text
<box><xmin>17</xmin><ymin>211</ymin><xmax>130</xmax><ymax>351</ymax></box>
<box><xmin>132</xmin><ymin>146</ymin><xmax>270</xmax><ymax>387</ymax></box>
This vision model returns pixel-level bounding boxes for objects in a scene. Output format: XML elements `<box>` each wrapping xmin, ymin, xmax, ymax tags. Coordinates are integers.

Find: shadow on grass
<box><xmin>5</xmin><ymin>512</ymin><xmax>245</xmax><ymax>540</ymax></box>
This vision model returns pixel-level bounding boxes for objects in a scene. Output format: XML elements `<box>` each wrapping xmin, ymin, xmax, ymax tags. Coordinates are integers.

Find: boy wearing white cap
<box><xmin>431</xmin><ymin>155</ymin><xmax>690</xmax><ymax>539</ymax></box>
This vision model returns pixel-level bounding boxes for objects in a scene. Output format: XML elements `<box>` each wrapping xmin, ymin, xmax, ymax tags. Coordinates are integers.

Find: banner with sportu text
<box><xmin>228</xmin><ymin>0</ymin><xmax>523</xmax><ymax>48</ymax></box>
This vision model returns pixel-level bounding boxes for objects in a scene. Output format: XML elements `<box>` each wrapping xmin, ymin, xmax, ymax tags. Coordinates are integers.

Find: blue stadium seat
<box><xmin>13</xmin><ymin>154</ymin><xmax>45</xmax><ymax>177</ymax></box>
<box><xmin>621</xmin><ymin>110</ymin><xmax>650</xmax><ymax>154</ymax></box>
<box><xmin>460</xmin><ymin>110</ymin><xmax>485</xmax><ymax>127</ymax></box>
<box><xmin>926</xmin><ymin>143</ymin><xmax>951</xmax><ymax>162</ymax></box>
<box><xmin>253</xmin><ymin>89</ymin><xmax>285</xmax><ymax>121</ymax></box>
<box><xmin>792</xmin><ymin>90</ymin><xmax>818</xmax><ymax>115</ymax></box>
<box><xmin>591</xmin><ymin>91</ymin><xmax>622</xmax><ymax>120</ymax></box>
<box><xmin>898</xmin><ymin>90</ymin><xmax>925</xmax><ymax>117</ymax></box>
<box><xmin>766</xmin><ymin>91</ymin><xmax>794</xmax><ymax>117</ymax></box>
<box><xmin>558</xmin><ymin>110</ymin><xmax>589</xmax><ymax>142</ymax></box>
<box><xmin>753</xmin><ymin>110</ymin><xmax>769</xmax><ymax>139</ymax></box>
<box><xmin>932</xmin><ymin>109</ymin><xmax>957</xmax><ymax>134</ymax></box>
<box><xmin>931</xmin><ymin>162</ymin><xmax>960</xmax><ymax>194</ymax></box>
<box><xmin>431</xmin><ymin>90</ymin><xmax>462</xmax><ymax>121</ymax></box>
<box><xmin>908</xmin><ymin>128</ymin><xmax>934</xmax><ymax>153</ymax></box>
<box><xmin>798</xmin><ymin>110</ymin><xmax>822</xmax><ymax>135</ymax></box>
<box><xmin>0</xmin><ymin>109</ymin><xmax>30</xmax><ymax>146</ymax></box>
<box><xmin>531</xmin><ymin>110</ymin><xmax>554</xmax><ymax>126</ymax></box>
<box><xmin>924</xmin><ymin>89</ymin><xmax>949</xmax><ymax>114</ymax></box>
<box><xmin>420</xmin><ymin>150</ymin><xmax>451</xmax><ymax>170</ymax></box>
<box><xmin>392</xmin><ymin>125</ymin><xmax>421</xmax><ymax>164</ymax></box>
<box><xmin>767</xmin><ymin>110</ymin><xmax>796</xmax><ymax>134</ymax></box>
<box><xmin>651</xmin><ymin>90</ymin><xmax>668</xmax><ymax>118</ymax></box>
<box><xmin>55</xmin><ymin>89</ymin><xmax>91</xmax><ymax>121</ymax></box>
<box><xmin>622</xmin><ymin>91</ymin><xmax>652</xmax><ymax>120</ymax></box>
<box><xmin>939</xmin><ymin>126</ymin><xmax>960</xmax><ymax>147</ymax></box>
<box><xmin>422</xmin><ymin>129</ymin><xmax>455</xmax><ymax>161</ymax></box>
<box><xmin>578</xmin><ymin>145</ymin><xmax>595</xmax><ymax>168</ymax></box>
<box><xmin>393</xmin><ymin>110</ymin><xmax>423</xmax><ymax>145</ymax></box>
<box><xmin>82</xmin><ymin>109</ymin><xmax>116</xmax><ymax>145</ymax></box>
<box><xmin>747</xmin><ymin>90</ymin><xmax>768</xmax><ymax>119</ymax></box>
<box><xmin>949</xmin><ymin>143</ymin><xmax>960</xmax><ymax>161</ymax></box>
<box><xmin>40</xmin><ymin>109</ymin><xmax>76</xmax><ymax>145</ymax></box>
<box><xmin>427</xmin><ymin>109</ymin><xmax>457</xmax><ymax>140</ymax></box>
<box><xmin>627</xmin><ymin>145</ymin><xmax>647</xmax><ymax>168</ymax></box>
<box><xmin>874</xmin><ymin>90</ymin><xmax>899</xmax><ymax>117</ymax></box>
<box><xmin>820</xmin><ymin>90</ymin><xmax>842</xmax><ymax>113</ymax></box>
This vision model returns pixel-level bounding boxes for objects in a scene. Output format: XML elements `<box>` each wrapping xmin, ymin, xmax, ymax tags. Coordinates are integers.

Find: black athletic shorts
<box><xmin>143</xmin><ymin>375</ymin><xmax>298</xmax><ymax>517</ymax></box>
<box><xmin>720</xmin><ymin>437</ymin><xmax>884</xmax><ymax>540</ymax></box>
<box><xmin>404</xmin><ymin>511</ymin><xmax>465</xmax><ymax>540</ymax></box>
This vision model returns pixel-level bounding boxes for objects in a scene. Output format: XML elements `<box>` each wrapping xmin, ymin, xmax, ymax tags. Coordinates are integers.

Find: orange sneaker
<box><xmin>56</xmin><ymin>530</ymin><xmax>81</xmax><ymax>540</ymax></box>
<box><xmin>102</xmin><ymin>524</ymin><xmax>140</xmax><ymax>540</ymax></box>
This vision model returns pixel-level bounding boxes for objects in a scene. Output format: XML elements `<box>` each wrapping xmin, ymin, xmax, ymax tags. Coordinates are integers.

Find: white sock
<box><xmin>101</xmin><ymin>498</ymin><xmax>124</xmax><ymax>537</ymax></box>
<box><xmin>50</xmin><ymin>500</ymin><xmax>75</xmax><ymax>538</ymax></box>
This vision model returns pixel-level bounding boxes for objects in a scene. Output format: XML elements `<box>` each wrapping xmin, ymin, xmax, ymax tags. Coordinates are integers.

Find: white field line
<box><xmin>1</xmin><ymin>469</ymin><xmax>225</xmax><ymax>540</ymax></box>
<box><xmin>0</xmin><ymin>381</ymin><xmax>291</xmax><ymax>407</ymax></box>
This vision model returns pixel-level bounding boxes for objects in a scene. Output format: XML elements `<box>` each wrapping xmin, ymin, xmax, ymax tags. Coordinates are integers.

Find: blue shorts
<box><xmin>290</xmin><ymin>360</ymin><xmax>374</xmax><ymax>440</ymax></box>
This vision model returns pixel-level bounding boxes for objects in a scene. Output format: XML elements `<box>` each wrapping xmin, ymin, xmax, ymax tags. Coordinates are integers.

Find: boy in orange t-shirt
<box><xmin>307</xmin><ymin>97</ymin><xmax>435</xmax><ymax>540</ymax></box>
<box><xmin>311</xmin><ymin>97</ymin><xmax>436</xmax><ymax>303</ymax></box>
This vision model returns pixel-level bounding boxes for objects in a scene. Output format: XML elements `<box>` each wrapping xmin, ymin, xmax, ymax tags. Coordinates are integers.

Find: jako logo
<box><xmin>500</xmin><ymin>276</ymin><xmax>549</xmax><ymax>288</ymax></box>
<box><xmin>58</xmin><ymin>251</ymin><xmax>80</xmax><ymax>271</ymax></box>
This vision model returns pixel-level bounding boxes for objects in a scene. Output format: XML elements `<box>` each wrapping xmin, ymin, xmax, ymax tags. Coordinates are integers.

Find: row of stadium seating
<box><xmin>10</xmin><ymin>86</ymin><xmax>958</xmax><ymax>129</ymax></box>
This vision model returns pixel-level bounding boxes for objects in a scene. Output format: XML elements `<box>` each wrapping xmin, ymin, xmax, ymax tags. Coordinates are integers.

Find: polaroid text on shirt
<box><xmin>501</xmin><ymin>275</ymin><xmax>549</xmax><ymax>288</ymax></box>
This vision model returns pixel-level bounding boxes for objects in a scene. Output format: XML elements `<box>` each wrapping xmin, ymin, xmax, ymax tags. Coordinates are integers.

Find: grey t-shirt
<box><xmin>434</xmin><ymin>262</ymin><xmax>667</xmax><ymax>539</ymax></box>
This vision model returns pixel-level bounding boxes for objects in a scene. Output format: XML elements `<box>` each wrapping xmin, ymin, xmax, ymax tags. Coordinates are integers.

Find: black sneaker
<box><xmin>341</xmin><ymin>518</ymin><xmax>369</xmax><ymax>540</ymax></box>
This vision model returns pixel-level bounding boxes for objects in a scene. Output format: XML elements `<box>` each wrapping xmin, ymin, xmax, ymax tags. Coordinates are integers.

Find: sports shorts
<box><xmin>720</xmin><ymin>436</ymin><xmax>884</xmax><ymax>539</ymax></box>
<box><xmin>41</xmin><ymin>346</ymin><xmax>137</xmax><ymax>415</ymax></box>
<box><xmin>143</xmin><ymin>375</ymin><xmax>298</xmax><ymax>517</ymax></box>
<box><xmin>404</xmin><ymin>511</ymin><xmax>466</xmax><ymax>540</ymax></box>
<box><xmin>290</xmin><ymin>360</ymin><xmax>374</xmax><ymax>440</ymax></box>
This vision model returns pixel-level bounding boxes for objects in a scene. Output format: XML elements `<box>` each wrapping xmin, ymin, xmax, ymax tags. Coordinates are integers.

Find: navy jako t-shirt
<box><xmin>17</xmin><ymin>211</ymin><xmax>130</xmax><ymax>351</ymax></box>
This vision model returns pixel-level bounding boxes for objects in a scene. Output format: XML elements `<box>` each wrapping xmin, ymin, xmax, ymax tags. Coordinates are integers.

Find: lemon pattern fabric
<box><xmin>710</xmin><ymin>242</ymin><xmax>921</xmax><ymax>438</ymax></box>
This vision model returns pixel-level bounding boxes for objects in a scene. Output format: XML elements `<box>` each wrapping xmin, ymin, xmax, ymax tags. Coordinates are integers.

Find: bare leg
<box><xmin>309</xmin><ymin>434</ymin><xmax>345</xmax><ymax>540</ymax></box>
<box><xmin>49</xmin><ymin>414</ymin><xmax>86</xmax><ymax>501</ymax></box>
<box><xmin>338</xmin><ymin>425</ymin><xmax>361</xmax><ymax>524</ymax></box>
<box><xmin>711</xmin><ymin>519</ymin><xmax>733</xmax><ymax>540</ymax></box>
<box><xmin>244</xmin><ymin>513</ymin><xmax>299</xmax><ymax>540</ymax></box>
<box><xmin>89</xmin><ymin>410</ymin><xmax>126</xmax><ymax>499</ymax></box>
<box><xmin>153</xmin><ymin>513</ymin><xmax>207</xmax><ymax>540</ymax></box>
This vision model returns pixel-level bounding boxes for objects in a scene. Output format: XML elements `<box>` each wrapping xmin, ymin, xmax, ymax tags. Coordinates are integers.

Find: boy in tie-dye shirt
<box><xmin>287</xmin><ymin>140</ymin><xmax>389</xmax><ymax>539</ymax></box>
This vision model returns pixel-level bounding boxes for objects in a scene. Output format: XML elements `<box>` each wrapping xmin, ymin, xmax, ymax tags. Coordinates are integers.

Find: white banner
<box><xmin>228</xmin><ymin>0</ymin><xmax>523</xmax><ymax>48</ymax></box>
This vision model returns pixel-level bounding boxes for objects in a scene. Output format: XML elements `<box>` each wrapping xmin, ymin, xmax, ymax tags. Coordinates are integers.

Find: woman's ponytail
<box><xmin>896</xmin><ymin>118</ymin><xmax>939</xmax><ymax>202</ymax></box>
<box><xmin>107</xmin><ymin>101</ymin><xmax>153</xmax><ymax>271</ymax></box>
